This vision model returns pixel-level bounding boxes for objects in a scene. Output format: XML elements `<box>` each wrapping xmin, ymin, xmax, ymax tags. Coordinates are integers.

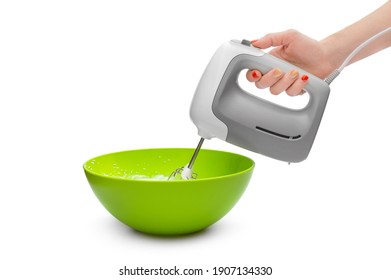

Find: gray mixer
<box><xmin>170</xmin><ymin>29</ymin><xmax>391</xmax><ymax>180</ymax></box>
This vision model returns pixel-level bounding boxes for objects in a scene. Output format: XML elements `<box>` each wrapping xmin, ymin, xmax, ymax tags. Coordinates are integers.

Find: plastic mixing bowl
<box><xmin>83</xmin><ymin>148</ymin><xmax>254</xmax><ymax>235</ymax></box>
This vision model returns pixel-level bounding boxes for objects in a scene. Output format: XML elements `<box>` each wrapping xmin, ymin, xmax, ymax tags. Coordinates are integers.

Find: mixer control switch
<box><xmin>241</xmin><ymin>39</ymin><xmax>252</xmax><ymax>46</ymax></box>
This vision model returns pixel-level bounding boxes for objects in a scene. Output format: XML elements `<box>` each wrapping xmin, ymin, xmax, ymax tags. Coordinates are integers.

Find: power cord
<box><xmin>325</xmin><ymin>26</ymin><xmax>391</xmax><ymax>85</ymax></box>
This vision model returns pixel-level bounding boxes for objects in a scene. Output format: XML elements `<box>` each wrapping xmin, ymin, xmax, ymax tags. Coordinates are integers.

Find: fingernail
<box><xmin>301</xmin><ymin>74</ymin><xmax>309</xmax><ymax>81</ymax></box>
<box><xmin>273</xmin><ymin>68</ymin><xmax>282</xmax><ymax>78</ymax></box>
<box><xmin>290</xmin><ymin>70</ymin><xmax>299</xmax><ymax>79</ymax></box>
<box><xmin>251</xmin><ymin>39</ymin><xmax>258</xmax><ymax>44</ymax></box>
<box><xmin>252</xmin><ymin>71</ymin><xmax>260</xmax><ymax>79</ymax></box>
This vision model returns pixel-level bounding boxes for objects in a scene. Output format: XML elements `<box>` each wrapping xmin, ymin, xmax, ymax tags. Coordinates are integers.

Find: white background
<box><xmin>1</xmin><ymin>0</ymin><xmax>390</xmax><ymax>279</ymax></box>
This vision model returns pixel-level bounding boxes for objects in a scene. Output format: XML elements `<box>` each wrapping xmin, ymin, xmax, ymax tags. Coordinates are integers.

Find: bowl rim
<box><xmin>83</xmin><ymin>148</ymin><xmax>255</xmax><ymax>182</ymax></box>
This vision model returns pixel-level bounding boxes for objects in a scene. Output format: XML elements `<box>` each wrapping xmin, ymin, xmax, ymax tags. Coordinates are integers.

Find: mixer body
<box><xmin>190</xmin><ymin>40</ymin><xmax>330</xmax><ymax>163</ymax></box>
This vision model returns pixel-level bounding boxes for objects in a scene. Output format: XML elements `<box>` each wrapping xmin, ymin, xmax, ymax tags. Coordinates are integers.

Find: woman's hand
<box><xmin>247</xmin><ymin>30</ymin><xmax>335</xmax><ymax>96</ymax></box>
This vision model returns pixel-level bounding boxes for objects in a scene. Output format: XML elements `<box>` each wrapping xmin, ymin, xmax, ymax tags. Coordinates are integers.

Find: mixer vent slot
<box><xmin>255</xmin><ymin>126</ymin><xmax>301</xmax><ymax>140</ymax></box>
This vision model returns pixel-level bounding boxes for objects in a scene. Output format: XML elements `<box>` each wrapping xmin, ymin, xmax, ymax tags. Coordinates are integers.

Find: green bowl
<box><xmin>83</xmin><ymin>148</ymin><xmax>254</xmax><ymax>235</ymax></box>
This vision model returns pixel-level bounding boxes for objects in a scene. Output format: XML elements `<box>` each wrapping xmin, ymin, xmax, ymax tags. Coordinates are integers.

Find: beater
<box><xmin>168</xmin><ymin>138</ymin><xmax>204</xmax><ymax>180</ymax></box>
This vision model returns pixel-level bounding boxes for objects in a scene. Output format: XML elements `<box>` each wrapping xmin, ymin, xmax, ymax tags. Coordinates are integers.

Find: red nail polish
<box><xmin>252</xmin><ymin>71</ymin><xmax>259</xmax><ymax>79</ymax></box>
<box><xmin>301</xmin><ymin>75</ymin><xmax>309</xmax><ymax>81</ymax></box>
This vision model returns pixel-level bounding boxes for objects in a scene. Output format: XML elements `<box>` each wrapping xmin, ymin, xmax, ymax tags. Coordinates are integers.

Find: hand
<box><xmin>247</xmin><ymin>30</ymin><xmax>335</xmax><ymax>96</ymax></box>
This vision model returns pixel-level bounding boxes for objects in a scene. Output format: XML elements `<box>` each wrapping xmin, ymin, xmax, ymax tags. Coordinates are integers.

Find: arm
<box><xmin>248</xmin><ymin>1</ymin><xmax>391</xmax><ymax>95</ymax></box>
<box><xmin>322</xmin><ymin>0</ymin><xmax>391</xmax><ymax>69</ymax></box>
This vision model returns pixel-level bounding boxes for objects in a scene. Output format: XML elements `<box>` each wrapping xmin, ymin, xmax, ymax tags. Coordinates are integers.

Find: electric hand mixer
<box><xmin>169</xmin><ymin>39</ymin><xmax>330</xmax><ymax>180</ymax></box>
<box><xmin>170</xmin><ymin>29</ymin><xmax>391</xmax><ymax>180</ymax></box>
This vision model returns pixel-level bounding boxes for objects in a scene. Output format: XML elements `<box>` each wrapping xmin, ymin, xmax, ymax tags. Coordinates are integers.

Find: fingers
<box><xmin>251</xmin><ymin>29</ymin><xmax>300</xmax><ymax>49</ymax></box>
<box><xmin>247</xmin><ymin>69</ymin><xmax>309</xmax><ymax>96</ymax></box>
<box><xmin>268</xmin><ymin>70</ymin><xmax>299</xmax><ymax>95</ymax></box>
<box><xmin>249</xmin><ymin>30</ymin><xmax>310</xmax><ymax>96</ymax></box>
<box><xmin>246</xmin><ymin>69</ymin><xmax>262</xmax><ymax>82</ymax></box>
<box><xmin>285</xmin><ymin>74</ymin><xmax>308</xmax><ymax>96</ymax></box>
<box><xmin>255</xmin><ymin>69</ymin><xmax>283</xmax><ymax>89</ymax></box>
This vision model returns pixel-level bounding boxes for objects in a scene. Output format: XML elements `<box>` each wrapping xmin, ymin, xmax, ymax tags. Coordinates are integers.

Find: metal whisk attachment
<box><xmin>168</xmin><ymin>138</ymin><xmax>204</xmax><ymax>180</ymax></box>
<box><xmin>168</xmin><ymin>166</ymin><xmax>198</xmax><ymax>180</ymax></box>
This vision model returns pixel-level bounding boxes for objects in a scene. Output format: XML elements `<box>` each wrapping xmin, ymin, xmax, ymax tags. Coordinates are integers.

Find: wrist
<box><xmin>320</xmin><ymin>33</ymin><xmax>349</xmax><ymax>72</ymax></box>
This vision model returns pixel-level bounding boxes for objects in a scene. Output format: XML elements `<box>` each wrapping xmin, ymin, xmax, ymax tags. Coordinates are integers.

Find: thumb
<box><xmin>252</xmin><ymin>29</ymin><xmax>299</xmax><ymax>49</ymax></box>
